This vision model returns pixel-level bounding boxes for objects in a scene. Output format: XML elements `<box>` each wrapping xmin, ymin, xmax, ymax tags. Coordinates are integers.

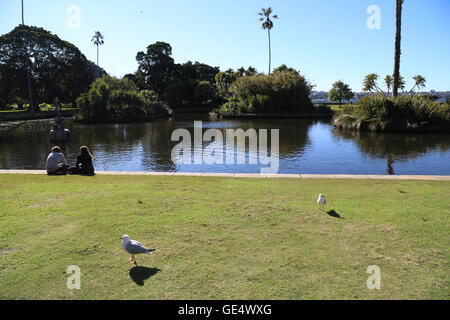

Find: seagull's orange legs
<box><xmin>128</xmin><ymin>255</ymin><xmax>136</xmax><ymax>264</ymax></box>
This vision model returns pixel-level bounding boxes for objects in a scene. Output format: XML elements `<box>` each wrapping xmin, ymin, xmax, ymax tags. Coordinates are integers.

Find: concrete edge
<box><xmin>0</xmin><ymin>170</ymin><xmax>449</xmax><ymax>180</ymax></box>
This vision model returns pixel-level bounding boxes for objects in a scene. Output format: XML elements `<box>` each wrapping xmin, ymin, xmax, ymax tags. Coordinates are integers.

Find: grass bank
<box><xmin>0</xmin><ymin>174</ymin><xmax>448</xmax><ymax>299</ymax></box>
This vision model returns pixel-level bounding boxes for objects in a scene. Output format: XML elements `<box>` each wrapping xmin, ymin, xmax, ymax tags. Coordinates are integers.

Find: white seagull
<box><xmin>317</xmin><ymin>194</ymin><xmax>327</xmax><ymax>211</ymax></box>
<box><xmin>120</xmin><ymin>235</ymin><xmax>155</xmax><ymax>264</ymax></box>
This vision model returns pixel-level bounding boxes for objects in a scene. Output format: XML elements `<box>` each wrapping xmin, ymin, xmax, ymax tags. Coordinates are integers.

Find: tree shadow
<box><xmin>326</xmin><ymin>210</ymin><xmax>345</xmax><ymax>219</ymax></box>
<box><xmin>129</xmin><ymin>266</ymin><xmax>161</xmax><ymax>286</ymax></box>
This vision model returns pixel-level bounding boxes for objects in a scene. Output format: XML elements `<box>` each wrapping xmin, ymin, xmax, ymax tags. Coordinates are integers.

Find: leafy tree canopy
<box><xmin>328</xmin><ymin>80</ymin><xmax>354</xmax><ymax>105</ymax></box>
<box><xmin>0</xmin><ymin>25</ymin><xmax>94</xmax><ymax>106</ymax></box>
<box><xmin>136</xmin><ymin>41</ymin><xmax>176</xmax><ymax>95</ymax></box>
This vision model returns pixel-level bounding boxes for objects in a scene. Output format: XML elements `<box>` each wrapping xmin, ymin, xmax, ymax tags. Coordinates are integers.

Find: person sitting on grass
<box><xmin>69</xmin><ymin>146</ymin><xmax>95</xmax><ymax>176</ymax></box>
<box><xmin>46</xmin><ymin>146</ymin><xmax>69</xmax><ymax>175</ymax></box>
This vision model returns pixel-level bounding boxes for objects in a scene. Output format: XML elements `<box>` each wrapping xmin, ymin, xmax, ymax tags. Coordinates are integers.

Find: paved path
<box><xmin>0</xmin><ymin>170</ymin><xmax>449</xmax><ymax>180</ymax></box>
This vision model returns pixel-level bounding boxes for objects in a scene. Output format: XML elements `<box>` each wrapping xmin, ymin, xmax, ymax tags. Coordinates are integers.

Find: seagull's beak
<box><xmin>120</xmin><ymin>237</ymin><xmax>123</xmax><ymax>240</ymax></box>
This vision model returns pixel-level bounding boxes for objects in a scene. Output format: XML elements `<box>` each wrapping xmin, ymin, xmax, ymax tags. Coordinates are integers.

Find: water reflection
<box><xmin>0</xmin><ymin>114</ymin><xmax>449</xmax><ymax>175</ymax></box>
<box><xmin>333</xmin><ymin>129</ymin><xmax>450</xmax><ymax>175</ymax></box>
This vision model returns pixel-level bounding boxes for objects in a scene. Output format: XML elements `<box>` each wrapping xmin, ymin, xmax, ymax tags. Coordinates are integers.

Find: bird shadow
<box><xmin>129</xmin><ymin>266</ymin><xmax>161</xmax><ymax>286</ymax></box>
<box><xmin>326</xmin><ymin>210</ymin><xmax>345</xmax><ymax>219</ymax></box>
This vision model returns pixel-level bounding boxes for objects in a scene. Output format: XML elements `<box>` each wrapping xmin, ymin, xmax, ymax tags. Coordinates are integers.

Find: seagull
<box><xmin>317</xmin><ymin>194</ymin><xmax>326</xmax><ymax>211</ymax></box>
<box><xmin>120</xmin><ymin>235</ymin><xmax>155</xmax><ymax>264</ymax></box>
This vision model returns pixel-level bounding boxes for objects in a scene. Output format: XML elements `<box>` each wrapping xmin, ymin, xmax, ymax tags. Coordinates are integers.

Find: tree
<box><xmin>397</xmin><ymin>74</ymin><xmax>406</xmax><ymax>92</ymax></box>
<box><xmin>136</xmin><ymin>42</ymin><xmax>176</xmax><ymax>95</ymax></box>
<box><xmin>363</xmin><ymin>73</ymin><xmax>382</xmax><ymax>93</ymax></box>
<box><xmin>258</xmin><ymin>7</ymin><xmax>278</xmax><ymax>74</ymax></box>
<box><xmin>229</xmin><ymin>69</ymin><xmax>314</xmax><ymax>113</ymax></box>
<box><xmin>393</xmin><ymin>0</ymin><xmax>404</xmax><ymax>97</ymax></box>
<box><xmin>273</xmin><ymin>64</ymin><xmax>299</xmax><ymax>75</ymax></box>
<box><xmin>215</xmin><ymin>69</ymin><xmax>237</xmax><ymax>99</ymax></box>
<box><xmin>384</xmin><ymin>75</ymin><xmax>393</xmax><ymax>96</ymax></box>
<box><xmin>328</xmin><ymin>81</ymin><xmax>354</xmax><ymax>106</ymax></box>
<box><xmin>236</xmin><ymin>67</ymin><xmax>246</xmax><ymax>78</ymax></box>
<box><xmin>0</xmin><ymin>25</ymin><xmax>92</xmax><ymax>106</ymax></box>
<box><xmin>246</xmin><ymin>67</ymin><xmax>257</xmax><ymax>76</ymax></box>
<box><xmin>91</xmin><ymin>31</ymin><xmax>104</xmax><ymax>78</ymax></box>
<box><xmin>178</xmin><ymin>61</ymin><xmax>219</xmax><ymax>84</ymax></box>
<box><xmin>408</xmin><ymin>75</ymin><xmax>426</xmax><ymax>94</ymax></box>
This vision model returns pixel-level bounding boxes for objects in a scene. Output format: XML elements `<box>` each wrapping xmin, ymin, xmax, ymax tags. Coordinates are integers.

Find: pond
<box><xmin>1</xmin><ymin>114</ymin><xmax>449</xmax><ymax>175</ymax></box>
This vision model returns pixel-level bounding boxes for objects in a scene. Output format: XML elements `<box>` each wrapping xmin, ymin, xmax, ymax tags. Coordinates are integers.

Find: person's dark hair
<box><xmin>80</xmin><ymin>146</ymin><xmax>94</xmax><ymax>160</ymax></box>
<box><xmin>51</xmin><ymin>146</ymin><xmax>61</xmax><ymax>153</ymax></box>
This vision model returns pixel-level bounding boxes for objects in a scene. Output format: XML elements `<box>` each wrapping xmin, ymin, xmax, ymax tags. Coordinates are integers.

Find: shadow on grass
<box><xmin>326</xmin><ymin>210</ymin><xmax>345</xmax><ymax>219</ymax></box>
<box><xmin>129</xmin><ymin>266</ymin><xmax>161</xmax><ymax>286</ymax></box>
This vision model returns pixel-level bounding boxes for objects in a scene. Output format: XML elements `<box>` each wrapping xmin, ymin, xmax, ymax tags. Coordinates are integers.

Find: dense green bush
<box><xmin>357</xmin><ymin>95</ymin><xmax>392</xmax><ymax>121</ymax></box>
<box><xmin>220</xmin><ymin>69</ymin><xmax>314</xmax><ymax>114</ymax></box>
<box><xmin>76</xmin><ymin>76</ymin><xmax>171</xmax><ymax>122</ymax></box>
<box><xmin>217</xmin><ymin>98</ymin><xmax>244</xmax><ymax>115</ymax></box>
<box><xmin>248</xmin><ymin>94</ymin><xmax>273</xmax><ymax>113</ymax></box>
<box><xmin>354</xmin><ymin>95</ymin><xmax>449</xmax><ymax>123</ymax></box>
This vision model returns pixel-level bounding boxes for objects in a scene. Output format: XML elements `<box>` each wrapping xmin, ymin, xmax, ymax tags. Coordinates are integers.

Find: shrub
<box><xmin>76</xmin><ymin>75</ymin><xmax>171</xmax><ymax>122</ymax></box>
<box><xmin>352</xmin><ymin>94</ymin><xmax>449</xmax><ymax>124</ymax></box>
<box><xmin>248</xmin><ymin>94</ymin><xmax>273</xmax><ymax>113</ymax></box>
<box><xmin>357</xmin><ymin>95</ymin><xmax>393</xmax><ymax>121</ymax></box>
<box><xmin>218</xmin><ymin>98</ymin><xmax>244</xmax><ymax>115</ymax></box>
<box><xmin>225</xmin><ymin>69</ymin><xmax>314</xmax><ymax>114</ymax></box>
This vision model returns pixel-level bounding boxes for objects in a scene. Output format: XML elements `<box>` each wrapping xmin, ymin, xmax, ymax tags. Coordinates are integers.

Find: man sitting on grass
<box><xmin>46</xmin><ymin>146</ymin><xmax>68</xmax><ymax>175</ymax></box>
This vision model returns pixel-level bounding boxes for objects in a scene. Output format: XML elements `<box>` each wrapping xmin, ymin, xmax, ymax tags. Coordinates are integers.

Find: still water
<box><xmin>0</xmin><ymin>114</ymin><xmax>449</xmax><ymax>175</ymax></box>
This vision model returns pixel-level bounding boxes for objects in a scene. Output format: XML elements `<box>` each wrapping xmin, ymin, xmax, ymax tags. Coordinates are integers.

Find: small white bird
<box><xmin>317</xmin><ymin>194</ymin><xmax>327</xmax><ymax>211</ymax></box>
<box><xmin>120</xmin><ymin>235</ymin><xmax>155</xmax><ymax>264</ymax></box>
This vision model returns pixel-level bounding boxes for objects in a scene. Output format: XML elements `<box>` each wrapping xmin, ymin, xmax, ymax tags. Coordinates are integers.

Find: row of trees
<box><xmin>0</xmin><ymin>24</ymin><xmax>262</xmax><ymax>113</ymax></box>
<box><xmin>0</xmin><ymin>4</ymin><xmax>279</xmax><ymax>113</ymax></box>
<box><xmin>0</xmin><ymin>19</ymin><xmax>290</xmax><ymax>118</ymax></box>
<box><xmin>122</xmin><ymin>41</ymin><xmax>271</xmax><ymax>110</ymax></box>
<box><xmin>124</xmin><ymin>41</ymin><xmax>219</xmax><ymax>109</ymax></box>
<box><xmin>328</xmin><ymin>73</ymin><xmax>428</xmax><ymax>106</ymax></box>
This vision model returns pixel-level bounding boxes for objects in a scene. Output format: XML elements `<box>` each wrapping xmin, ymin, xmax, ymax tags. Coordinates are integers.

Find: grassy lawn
<box><xmin>0</xmin><ymin>174</ymin><xmax>448</xmax><ymax>300</ymax></box>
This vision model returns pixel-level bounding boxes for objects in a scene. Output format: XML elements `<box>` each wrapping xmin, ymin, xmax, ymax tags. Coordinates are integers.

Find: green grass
<box><xmin>0</xmin><ymin>174</ymin><xmax>448</xmax><ymax>300</ymax></box>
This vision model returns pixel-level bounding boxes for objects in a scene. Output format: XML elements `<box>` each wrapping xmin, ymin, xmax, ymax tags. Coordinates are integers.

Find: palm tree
<box><xmin>408</xmin><ymin>75</ymin><xmax>426</xmax><ymax>94</ymax></box>
<box><xmin>246</xmin><ymin>66</ymin><xmax>257</xmax><ymax>76</ymax></box>
<box><xmin>384</xmin><ymin>75</ymin><xmax>393</xmax><ymax>96</ymax></box>
<box><xmin>258</xmin><ymin>7</ymin><xmax>278</xmax><ymax>74</ymax></box>
<box><xmin>392</xmin><ymin>0</ymin><xmax>404</xmax><ymax>97</ymax></box>
<box><xmin>363</xmin><ymin>73</ymin><xmax>382</xmax><ymax>93</ymax></box>
<box><xmin>236</xmin><ymin>67</ymin><xmax>246</xmax><ymax>78</ymax></box>
<box><xmin>91</xmin><ymin>31</ymin><xmax>104</xmax><ymax>78</ymax></box>
<box><xmin>397</xmin><ymin>74</ymin><xmax>406</xmax><ymax>92</ymax></box>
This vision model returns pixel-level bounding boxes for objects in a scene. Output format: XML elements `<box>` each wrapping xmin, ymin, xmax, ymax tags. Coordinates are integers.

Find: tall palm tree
<box><xmin>392</xmin><ymin>0</ymin><xmax>404</xmax><ymax>97</ymax></box>
<box><xmin>408</xmin><ymin>75</ymin><xmax>426</xmax><ymax>94</ymax></box>
<box><xmin>91</xmin><ymin>31</ymin><xmax>104</xmax><ymax>78</ymax></box>
<box><xmin>21</xmin><ymin>0</ymin><xmax>34</xmax><ymax>113</ymax></box>
<box><xmin>258</xmin><ymin>7</ymin><xmax>278</xmax><ymax>74</ymax></box>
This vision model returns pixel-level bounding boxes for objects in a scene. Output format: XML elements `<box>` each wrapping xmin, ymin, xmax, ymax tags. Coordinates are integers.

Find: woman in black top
<box><xmin>69</xmin><ymin>146</ymin><xmax>95</xmax><ymax>176</ymax></box>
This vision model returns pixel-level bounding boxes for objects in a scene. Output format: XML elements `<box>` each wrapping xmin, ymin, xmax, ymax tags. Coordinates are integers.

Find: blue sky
<box><xmin>1</xmin><ymin>0</ymin><xmax>449</xmax><ymax>91</ymax></box>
